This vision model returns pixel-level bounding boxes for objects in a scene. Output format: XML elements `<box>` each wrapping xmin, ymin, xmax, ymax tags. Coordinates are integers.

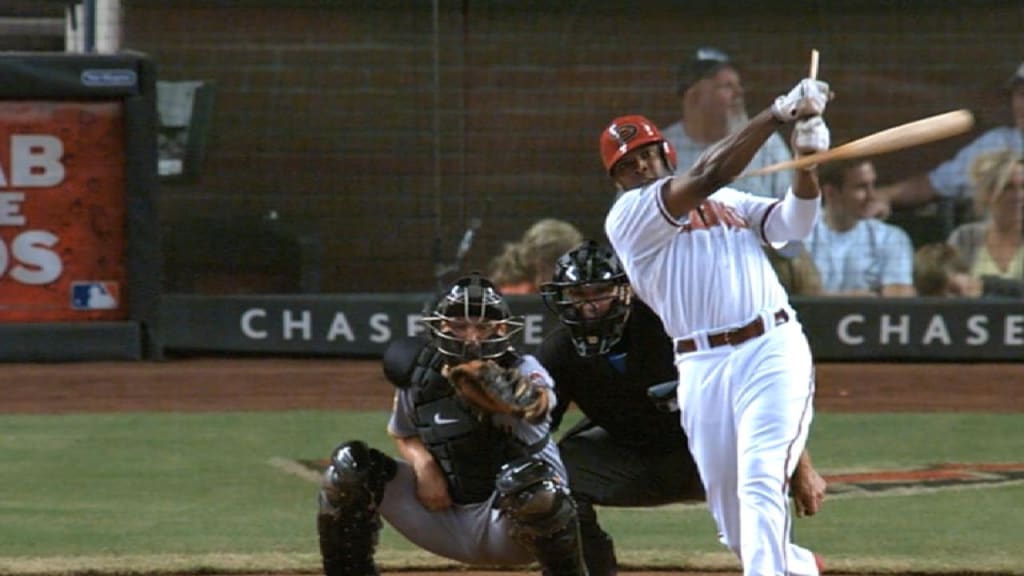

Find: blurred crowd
<box><xmin>490</xmin><ymin>50</ymin><xmax>1024</xmax><ymax>300</ymax></box>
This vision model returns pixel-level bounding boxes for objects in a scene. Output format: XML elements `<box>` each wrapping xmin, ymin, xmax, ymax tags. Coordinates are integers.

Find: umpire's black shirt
<box><xmin>537</xmin><ymin>300</ymin><xmax>687</xmax><ymax>451</ymax></box>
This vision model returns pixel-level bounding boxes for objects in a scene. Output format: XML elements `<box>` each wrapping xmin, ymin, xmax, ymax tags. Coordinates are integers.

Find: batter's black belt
<box><xmin>674</xmin><ymin>309</ymin><xmax>789</xmax><ymax>354</ymax></box>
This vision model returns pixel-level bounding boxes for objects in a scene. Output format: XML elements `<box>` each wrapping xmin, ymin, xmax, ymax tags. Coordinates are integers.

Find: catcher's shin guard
<box><xmin>316</xmin><ymin>441</ymin><xmax>397</xmax><ymax>576</ymax></box>
<box><xmin>496</xmin><ymin>457</ymin><xmax>588</xmax><ymax>576</ymax></box>
<box><xmin>575</xmin><ymin>498</ymin><xmax>618</xmax><ymax>576</ymax></box>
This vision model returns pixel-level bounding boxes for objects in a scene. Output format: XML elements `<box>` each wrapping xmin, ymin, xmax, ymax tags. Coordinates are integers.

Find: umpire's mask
<box><xmin>541</xmin><ymin>241</ymin><xmax>632</xmax><ymax>357</ymax></box>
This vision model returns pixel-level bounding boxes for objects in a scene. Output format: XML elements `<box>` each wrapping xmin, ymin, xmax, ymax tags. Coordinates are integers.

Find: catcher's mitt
<box><xmin>445</xmin><ymin>359</ymin><xmax>546</xmax><ymax>421</ymax></box>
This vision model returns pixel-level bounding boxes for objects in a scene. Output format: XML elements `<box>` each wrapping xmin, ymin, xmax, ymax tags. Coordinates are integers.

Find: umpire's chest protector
<box><xmin>410</xmin><ymin>366</ymin><xmax>531</xmax><ymax>505</ymax></box>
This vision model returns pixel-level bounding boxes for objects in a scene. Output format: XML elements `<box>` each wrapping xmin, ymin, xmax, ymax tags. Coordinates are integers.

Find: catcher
<box><xmin>316</xmin><ymin>273</ymin><xmax>587</xmax><ymax>576</ymax></box>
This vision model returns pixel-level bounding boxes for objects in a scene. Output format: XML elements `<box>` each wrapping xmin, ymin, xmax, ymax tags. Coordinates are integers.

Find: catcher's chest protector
<box><xmin>411</xmin><ymin>368</ymin><xmax>535</xmax><ymax>505</ymax></box>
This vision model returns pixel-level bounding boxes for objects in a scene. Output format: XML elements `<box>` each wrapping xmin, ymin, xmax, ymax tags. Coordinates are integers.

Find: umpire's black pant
<box><xmin>557</xmin><ymin>421</ymin><xmax>705</xmax><ymax>507</ymax></box>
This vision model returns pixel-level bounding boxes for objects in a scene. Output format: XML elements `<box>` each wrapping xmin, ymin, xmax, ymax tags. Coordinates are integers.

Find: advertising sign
<box><xmin>0</xmin><ymin>101</ymin><xmax>127</xmax><ymax>321</ymax></box>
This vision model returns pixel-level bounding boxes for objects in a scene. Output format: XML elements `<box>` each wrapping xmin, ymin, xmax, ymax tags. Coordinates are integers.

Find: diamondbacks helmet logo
<box><xmin>540</xmin><ymin>241</ymin><xmax>633</xmax><ymax>357</ymax></box>
<box><xmin>599</xmin><ymin>114</ymin><xmax>677</xmax><ymax>174</ymax></box>
<box><xmin>422</xmin><ymin>273</ymin><xmax>524</xmax><ymax>363</ymax></box>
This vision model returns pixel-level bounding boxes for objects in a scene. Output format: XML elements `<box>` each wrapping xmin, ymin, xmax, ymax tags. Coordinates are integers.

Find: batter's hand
<box><xmin>772</xmin><ymin>78</ymin><xmax>831</xmax><ymax>123</ymax></box>
<box><xmin>791</xmin><ymin>462</ymin><xmax>827</xmax><ymax>517</ymax></box>
<box><xmin>412</xmin><ymin>458</ymin><xmax>452</xmax><ymax>511</ymax></box>
<box><xmin>791</xmin><ymin>116</ymin><xmax>830</xmax><ymax>165</ymax></box>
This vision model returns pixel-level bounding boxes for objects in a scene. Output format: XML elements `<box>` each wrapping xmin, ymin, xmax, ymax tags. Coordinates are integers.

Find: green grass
<box><xmin>1</xmin><ymin>411</ymin><xmax>1022</xmax><ymax>573</ymax></box>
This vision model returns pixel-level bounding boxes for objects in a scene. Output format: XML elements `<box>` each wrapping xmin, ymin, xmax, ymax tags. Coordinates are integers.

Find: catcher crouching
<box><xmin>316</xmin><ymin>273</ymin><xmax>588</xmax><ymax>576</ymax></box>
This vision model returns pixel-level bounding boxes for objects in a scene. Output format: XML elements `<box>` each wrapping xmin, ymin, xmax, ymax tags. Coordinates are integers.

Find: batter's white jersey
<box><xmin>605</xmin><ymin>176</ymin><xmax>792</xmax><ymax>338</ymax></box>
<box><xmin>606</xmin><ymin>175</ymin><xmax>823</xmax><ymax>576</ymax></box>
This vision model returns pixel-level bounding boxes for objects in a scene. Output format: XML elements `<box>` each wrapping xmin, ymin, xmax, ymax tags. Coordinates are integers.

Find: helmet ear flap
<box><xmin>662</xmin><ymin>141</ymin><xmax>677</xmax><ymax>172</ymax></box>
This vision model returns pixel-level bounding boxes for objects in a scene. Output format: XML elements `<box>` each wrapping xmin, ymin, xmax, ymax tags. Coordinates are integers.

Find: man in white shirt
<box><xmin>661</xmin><ymin>46</ymin><xmax>794</xmax><ymax>200</ymax></box>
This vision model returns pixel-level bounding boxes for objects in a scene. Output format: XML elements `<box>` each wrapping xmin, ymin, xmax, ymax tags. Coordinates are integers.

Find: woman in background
<box><xmin>947</xmin><ymin>149</ymin><xmax>1024</xmax><ymax>282</ymax></box>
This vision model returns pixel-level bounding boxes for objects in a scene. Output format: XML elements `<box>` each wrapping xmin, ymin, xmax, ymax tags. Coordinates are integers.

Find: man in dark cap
<box><xmin>661</xmin><ymin>46</ymin><xmax>794</xmax><ymax>199</ymax></box>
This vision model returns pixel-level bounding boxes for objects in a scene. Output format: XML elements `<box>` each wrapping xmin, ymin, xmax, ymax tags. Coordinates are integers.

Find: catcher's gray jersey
<box><xmin>382</xmin><ymin>353</ymin><xmax>566</xmax><ymax>564</ymax></box>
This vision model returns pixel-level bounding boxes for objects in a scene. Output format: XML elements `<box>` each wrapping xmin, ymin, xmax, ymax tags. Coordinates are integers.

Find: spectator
<box><xmin>764</xmin><ymin>244</ymin><xmax>823</xmax><ymax>296</ymax></box>
<box><xmin>805</xmin><ymin>158</ymin><xmax>916</xmax><ymax>297</ymax></box>
<box><xmin>488</xmin><ymin>243</ymin><xmax>535</xmax><ymax>295</ymax></box>
<box><xmin>661</xmin><ymin>46</ymin><xmax>794</xmax><ymax>199</ymax></box>
<box><xmin>489</xmin><ymin>218</ymin><xmax>584</xmax><ymax>294</ymax></box>
<box><xmin>872</xmin><ymin>60</ymin><xmax>1024</xmax><ymax>220</ymax></box>
<box><xmin>946</xmin><ymin>149</ymin><xmax>1024</xmax><ymax>282</ymax></box>
<box><xmin>914</xmin><ymin>242</ymin><xmax>1024</xmax><ymax>298</ymax></box>
<box><xmin>913</xmin><ymin>243</ymin><xmax>981</xmax><ymax>297</ymax></box>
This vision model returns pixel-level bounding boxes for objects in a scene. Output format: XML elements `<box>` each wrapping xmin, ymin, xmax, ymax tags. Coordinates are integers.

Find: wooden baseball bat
<box><xmin>737</xmin><ymin>109</ymin><xmax>975</xmax><ymax>179</ymax></box>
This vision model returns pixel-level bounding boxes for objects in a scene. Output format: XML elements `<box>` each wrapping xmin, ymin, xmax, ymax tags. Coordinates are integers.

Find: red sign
<box><xmin>0</xmin><ymin>101</ymin><xmax>127</xmax><ymax>322</ymax></box>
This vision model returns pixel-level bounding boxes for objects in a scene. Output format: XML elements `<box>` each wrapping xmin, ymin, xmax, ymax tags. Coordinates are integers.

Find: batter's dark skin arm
<box><xmin>662</xmin><ymin>109</ymin><xmax>781</xmax><ymax>218</ymax></box>
<box><xmin>790</xmin><ymin>163</ymin><xmax>821</xmax><ymax>200</ymax></box>
<box><xmin>791</xmin><ymin>450</ymin><xmax>826</xmax><ymax>517</ymax></box>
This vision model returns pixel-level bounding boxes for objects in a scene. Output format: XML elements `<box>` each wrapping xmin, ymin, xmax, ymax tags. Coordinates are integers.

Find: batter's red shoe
<box><xmin>814</xmin><ymin>553</ymin><xmax>826</xmax><ymax>574</ymax></box>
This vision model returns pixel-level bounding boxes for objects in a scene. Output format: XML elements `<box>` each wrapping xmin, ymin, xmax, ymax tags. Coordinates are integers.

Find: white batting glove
<box><xmin>771</xmin><ymin>78</ymin><xmax>831</xmax><ymax>123</ymax></box>
<box><xmin>792</xmin><ymin>115</ymin><xmax>830</xmax><ymax>154</ymax></box>
<box><xmin>791</xmin><ymin>115</ymin><xmax>830</xmax><ymax>170</ymax></box>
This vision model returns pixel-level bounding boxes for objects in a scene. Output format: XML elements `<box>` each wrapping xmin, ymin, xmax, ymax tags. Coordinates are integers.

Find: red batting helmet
<box><xmin>599</xmin><ymin>115</ymin><xmax>677</xmax><ymax>174</ymax></box>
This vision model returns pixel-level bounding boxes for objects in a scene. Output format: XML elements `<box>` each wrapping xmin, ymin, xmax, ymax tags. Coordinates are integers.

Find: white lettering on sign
<box><xmin>282</xmin><ymin>309</ymin><xmax>312</xmax><ymax>341</ymax></box>
<box><xmin>879</xmin><ymin>314</ymin><xmax>911</xmax><ymax>345</ymax></box>
<box><xmin>368</xmin><ymin>313</ymin><xmax>391</xmax><ymax>343</ymax></box>
<box><xmin>523</xmin><ymin>314</ymin><xmax>545</xmax><ymax>345</ymax></box>
<box><xmin>0</xmin><ymin>230</ymin><xmax>61</xmax><ymax>284</ymax></box>
<box><xmin>407</xmin><ymin>314</ymin><xmax>426</xmax><ymax>337</ymax></box>
<box><xmin>0</xmin><ymin>135</ymin><xmax>68</xmax><ymax>287</ymax></box>
<box><xmin>326</xmin><ymin>312</ymin><xmax>355</xmax><ymax>342</ymax></box>
<box><xmin>1006</xmin><ymin>315</ymin><xmax>1024</xmax><ymax>345</ymax></box>
<box><xmin>0</xmin><ymin>135</ymin><xmax>65</xmax><ymax>188</ymax></box>
<box><xmin>0</xmin><ymin>192</ymin><xmax>26</xmax><ymax>225</ymax></box>
<box><xmin>835</xmin><ymin>312</ymin><xmax>1024</xmax><ymax>347</ymax></box>
<box><xmin>241</xmin><ymin>309</ymin><xmax>268</xmax><ymax>339</ymax></box>
<box><xmin>921</xmin><ymin>315</ymin><xmax>952</xmax><ymax>345</ymax></box>
<box><xmin>837</xmin><ymin>314</ymin><xmax>865</xmax><ymax>345</ymax></box>
<box><xmin>966</xmin><ymin>315</ymin><xmax>989</xmax><ymax>346</ymax></box>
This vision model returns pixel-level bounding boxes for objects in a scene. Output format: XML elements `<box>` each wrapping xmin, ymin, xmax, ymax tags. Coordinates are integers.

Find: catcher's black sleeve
<box><xmin>381</xmin><ymin>336</ymin><xmax>430</xmax><ymax>388</ymax></box>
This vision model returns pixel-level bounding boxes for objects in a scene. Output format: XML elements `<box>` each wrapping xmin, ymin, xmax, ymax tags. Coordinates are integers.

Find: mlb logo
<box><xmin>71</xmin><ymin>281</ymin><xmax>120</xmax><ymax>310</ymax></box>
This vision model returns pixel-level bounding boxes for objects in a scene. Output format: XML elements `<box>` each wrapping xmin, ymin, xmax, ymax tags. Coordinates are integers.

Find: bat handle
<box><xmin>809</xmin><ymin>49</ymin><xmax>819</xmax><ymax>79</ymax></box>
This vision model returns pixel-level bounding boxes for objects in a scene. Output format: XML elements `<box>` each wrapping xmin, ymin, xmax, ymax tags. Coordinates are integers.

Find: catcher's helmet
<box><xmin>422</xmin><ymin>273</ymin><xmax>524</xmax><ymax>363</ymax></box>
<box><xmin>540</xmin><ymin>241</ymin><xmax>632</xmax><ymax>357</ymax></box>
<box><xmin>599</xmin><ymin>115</ymin><xmax>677</xmax><ymax>174</ymax></box>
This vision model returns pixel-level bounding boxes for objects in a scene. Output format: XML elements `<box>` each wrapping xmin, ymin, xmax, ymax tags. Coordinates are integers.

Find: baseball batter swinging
<box><xmin>316</xmin><ymin>273</ymin><xmax>587</xmax><ymax>575</ymax></box>
<box><xmin>601</xmin><ymin>74</ymin><xmax>832</xmax><ymax>576</ymax></box>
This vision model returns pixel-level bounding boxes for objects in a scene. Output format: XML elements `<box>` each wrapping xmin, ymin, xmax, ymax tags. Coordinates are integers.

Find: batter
<box><xmin>600</xmin><ymin>76</ymin><xmax>831</xmax><ymax>576</ymax></box>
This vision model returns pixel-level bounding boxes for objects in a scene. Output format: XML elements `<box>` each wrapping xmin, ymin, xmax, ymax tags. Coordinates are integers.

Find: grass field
<box><xmin>1</xmin><ymin>410</ymin><xmax>1022</xmax><ymax>574</ymax></box>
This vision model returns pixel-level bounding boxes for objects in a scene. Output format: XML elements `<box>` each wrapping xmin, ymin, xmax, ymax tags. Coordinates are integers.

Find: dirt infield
<box><xmin>2</xmin><ymin>358</ymin><xmax>1020</xmax><ymax>576</ymax></box>
<box><xmin>3</xmin><ymin>358</ymin><xmax>1021</xmax><ymax>414</ymax></box>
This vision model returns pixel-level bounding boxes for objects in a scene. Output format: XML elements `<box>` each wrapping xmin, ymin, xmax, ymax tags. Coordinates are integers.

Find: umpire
<box><xmin>539</xmin><ymin>241</ymin><xmax>825</xmax><ymax>575</ymax></box>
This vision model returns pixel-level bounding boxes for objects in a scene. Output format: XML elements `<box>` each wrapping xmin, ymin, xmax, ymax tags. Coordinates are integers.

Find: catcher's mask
<box><xmin>540</xmin><ymin>241</ymin><xmax>632</xmax><ymax>357</ymax></box>
<box><xmin>423</xmin><ymin>273</ymin><xmax>524</xmax><ymax>363</ymax></box>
